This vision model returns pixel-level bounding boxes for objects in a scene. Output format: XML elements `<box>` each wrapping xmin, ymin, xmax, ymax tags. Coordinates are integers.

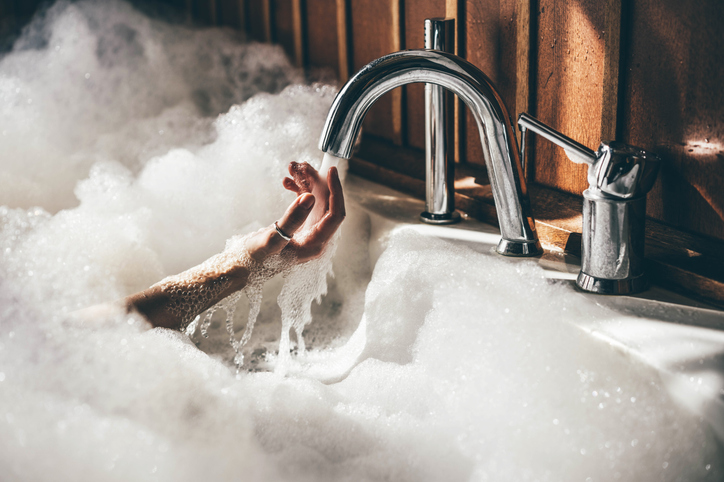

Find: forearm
<box><xmin>124</xmin><ymin>251</ymin><xmax>251</xmax><ymax>330</ymax></box>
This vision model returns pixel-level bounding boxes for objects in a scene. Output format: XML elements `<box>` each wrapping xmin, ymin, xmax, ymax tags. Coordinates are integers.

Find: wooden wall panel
<box><xmin>273</xmin><ymin>0</ymin><xmax>296</xmax><ymax>63</ymax></box>
<box><xmin>246</xmin><ymin>0</ymin><xmax>271</xmax><ymax>41</ymax></box>
<box><xmin>350</xmin><ymin>0</ymin><xmax>403</xmax><ymax>144</ymax></box>
<box><xmin>464</xmin><ymin>0</ymin><xmax>516</xmax><ymax>168</ymax></box>
<box><xmin>190</xmin><ymin>0</ymin><xmax>217</xmax><ymax>24</ymax></box>
<box><xmin>216</xmin><ymin>0</ymin><xmax>245</xmax><ymax>29</ymax></box>
<box><xmin>305</xmin><ymin>0</ymin><xmax>339</xmax><ymax>77</ymax></box>
<box><xmin>532</xmin><ymin>0</ymin><xmax>606</xmax><ymax>195</ymax></box>
<box><xmin>403</xmin><ymin>0</ymin><xmax>446</xmax><ymax>150</ymax></box>
<box><xmin>621</xmin><ymin>0</ymin><xmax>724</xmax><ymax>240</ymax></box>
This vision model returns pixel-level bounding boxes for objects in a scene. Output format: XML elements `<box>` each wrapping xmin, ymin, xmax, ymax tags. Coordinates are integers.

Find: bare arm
<box><xmin>122</xmin><ymin>164</ymin><xmax>345</xmax><ymax>330</ymax></box>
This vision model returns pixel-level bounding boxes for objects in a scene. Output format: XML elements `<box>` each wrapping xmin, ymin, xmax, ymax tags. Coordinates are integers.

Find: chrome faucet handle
<box><xmin>518</xmin><ymin>113</ymin><xmax>597</xmax><ymax>166</ymax></box>
<box><xmin>517</xmin><ymin>112</ymin><xmax>661</xmax><ymax>295</ymax></box>
<box><xmin>591</xmin><ymin>141</ymin><xmax>660</xmax><ymax>199</ymax></box>
<box><xmin>517</xmin><ymin>113</ymin><xmax>660</xmax><ymax>199</ymax></box>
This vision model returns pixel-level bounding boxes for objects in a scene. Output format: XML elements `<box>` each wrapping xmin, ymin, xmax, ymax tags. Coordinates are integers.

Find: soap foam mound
<box><xmin>0</xmin><ymin>0</ymin><xmax>301</xmax><ymax>211</ymax></box>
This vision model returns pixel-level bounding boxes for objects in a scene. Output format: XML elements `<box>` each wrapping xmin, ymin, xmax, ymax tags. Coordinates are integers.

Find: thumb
<box><xmin>275</xmin><ymin>193</ymin><xmax>315</xmax><ymax>240</ymax></box>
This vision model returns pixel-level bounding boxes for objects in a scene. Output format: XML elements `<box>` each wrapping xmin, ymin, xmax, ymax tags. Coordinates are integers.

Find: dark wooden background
<box><xmin>2</xmin><ymin>0</ymin><xmax>722</xmax><ymax>245</ymax></box>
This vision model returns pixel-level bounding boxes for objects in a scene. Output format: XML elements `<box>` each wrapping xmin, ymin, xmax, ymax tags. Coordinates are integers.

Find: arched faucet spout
<box><xmin>319</xmin><ymin>49</ymin><xmax>542</xmax><ymax>256</ymax></box>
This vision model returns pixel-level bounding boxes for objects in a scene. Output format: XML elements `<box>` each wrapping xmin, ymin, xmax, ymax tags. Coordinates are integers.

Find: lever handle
<box><xmin>518</xmin><ymin>113</ymin><xmax>597</xmax><ymax>165</ymax></box>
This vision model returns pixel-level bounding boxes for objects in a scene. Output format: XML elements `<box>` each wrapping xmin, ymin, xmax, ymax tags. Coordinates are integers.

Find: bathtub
<box><xmin>1</xmin><ymin>1</ymin><xmax>723</xmax><ymax>478</ymax></box>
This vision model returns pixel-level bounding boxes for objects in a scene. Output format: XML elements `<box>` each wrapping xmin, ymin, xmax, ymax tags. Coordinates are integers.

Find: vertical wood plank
<box><xmin>306</xmin><ymin>0</ymin><xmax>340</xmax><ymax>75</ymax></box>
<box><xmin>446</xmin><ymin>0</ymin><xmax>464</xmax><ymax>164</ymax></box>
<box><xmin>465</xmin><ymin>0</ymin><xmax>501</xmax><ymax>168</ymax></box>
<box><xmin>247</xmin><ymin>0</ymin><xmax>272</xmax><ymax>41</ymax></box>
<box><xmin>350</xmin><ymin>0</ymin><xmax>402</xmax><ymax>144</ymax></box>
<box><xmin>336</xmin><ymin>0</ymin><xmax>350</xmax><ymax>82</ymax></box>
<box><xmin>621</xmin><ymin>0</ymin><xmax>724</xmax><ymax>240</ymax></box>
<box><xmin>186</xmin><ymin>0</ymin><xmax>193</xmax><ymax>24</ymax></box>
<box><xmin>516</xmin><ymin>0</ymin><xmax>531</xmax><ymax>179</ymax></box>
<box><xmin>390</xmin><ymin>0</ymin><xmax>403</xmax><ymax>145</ymax></box>
<box><xmin>532</xmin><ymin>0</ymin><xmax>606</xmax><ymax>195</ymax></box>
<box><xmin>291</xmin><ymin>0</ymin><xmax>304</xmax><ymax>67</ymax></box>
<box><xmin>209</xmin><ymin>0</ymin><xmax>218</xmax><ymax>24</ymax></box>
<box><xmin>238</xmin><ymin>0</ymin><xmax>247</xmax><ymax>30</ymax></box>
<box><xmin>274</xmin><ymin>0</ymin><xmax>295</xmax><ymax>61</ymax></box>
<box><xmin>600</xmin><ymin>0</ymin><xmax>621</xmax><ymax>142</ymax></box>
<box><xmin>216</xmin><ymin>0</ymin><xmax>245</xmax><ymax>29</ymax></box>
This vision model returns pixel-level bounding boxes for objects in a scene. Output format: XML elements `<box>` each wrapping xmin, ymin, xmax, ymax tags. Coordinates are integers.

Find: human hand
<box><xmin>281</xmin><ymin>162</ymin><xmax>346</xmax><ymax>262</ymax></box>
<box><xmin>243</xmin><ymin>162</ymin><xmax>345</xmax><ymax>265</ymax></box>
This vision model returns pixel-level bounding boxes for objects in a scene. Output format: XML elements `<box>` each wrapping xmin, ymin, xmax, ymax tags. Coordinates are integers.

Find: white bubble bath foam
<box><xmin>0</xmin><ymin>1</ymin><xmax>722</xmax><ymax>481</ymax></box>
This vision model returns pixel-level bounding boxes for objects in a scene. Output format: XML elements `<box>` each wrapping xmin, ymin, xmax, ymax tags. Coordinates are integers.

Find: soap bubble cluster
<box><xmin>0</xmin><ymin>1</ymin><xmax>721</xmax><ymax>481</ymax></box>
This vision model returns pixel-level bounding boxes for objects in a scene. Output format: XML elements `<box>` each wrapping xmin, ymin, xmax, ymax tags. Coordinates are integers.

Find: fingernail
<box><xmin>300</xmin><ymin>193</ymin><xmax>315</xmax><ymax>209</ymax></box>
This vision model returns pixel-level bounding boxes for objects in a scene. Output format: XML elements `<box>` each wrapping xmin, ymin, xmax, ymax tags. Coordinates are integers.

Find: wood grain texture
<box><xmin>274</xmin><ymin>0</ymin><xmax>295</xmax><ymax>62</ymax></box>
<box><xmin>620</xmin><ymin>0</ymin><xmax>724</xmax><ymax>241</ymax></box>
<box><xmin>350</xmin><ymin>0</ymin><xmax>403</xmax><ymax>144</ymax></box>
<box><xmin>190</xmin><ymin>0</ymin><xmax>216</xmax><ymax>24</ymax></box>
<box><xmin>600</xmin><ymin>0</ymin><xmax>621</xmax><ymax>142</ymax></box>
<box><xmin>216</xmin><ymin>0</ymin><xmax>245</xmax><ymax>29</ymax></box>
<box><xmin>403</xmin><ymin>0</ymin><xmax>446</xmax><ymax>150</ymax></box>
<box><xmin>246</xmin><ymin>0</ymin><xmax>272</xmax><ymax>41</ymax></box>
<box><xmin>336</xmin><ymin>0</ymin><xmax>351</xmax><ymax>82</ymax></box>
<box><xmin>446</xmin><ymin>0</ymin><xmax>464</xmax><ymax>164</ymax></box>
<box><xmin>305</xmin><ymin>0</ymin><xmax>339</xmax><ymax>76</ymax></box>
<box><xmin>515</xmin><ymin>0</ymin><xmax>531</xmax><ymax>179</ymax></box>
<box><xmin>292</xmin><ymin>0</ymin><xmax>304</xmax><ymax>67</ymax></box>
<box><xmin>532</xmin><ymin>0</ymin><xmax>606</xmax><ymax>195</ymax></box>
<box><xmin>464</xmin><ymin>0</ymin><xmax>516</xmax><ymax>168</ymax></box>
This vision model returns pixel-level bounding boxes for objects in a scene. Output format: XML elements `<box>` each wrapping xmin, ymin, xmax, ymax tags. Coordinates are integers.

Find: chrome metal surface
<box><xmin>319</xmin><ymin>50</ymin><xmax>542</xmax><ymax>257</ymax></box>
<box><xmin>422</xmin><ymin>18</ymin><xmax>458</xmax><ymax>224</ymax></box>
<box><xmin>576</xmin><ymin>272</ymin><xmax>648</xmax><ymax>295</ymax></box>
<box><xmin>420</xmin><ymin>211</ymin><xmax>461</xmax><ymax>224</ymax></box>
<box><xmin>579</xmin><ymin>190</ymin><xmax>647</xmax><ymax>292</ymax></box>
<box><xmin>517</xmin><ymin>113</ymin><xmax>661</xmax><ymax>294</ymax></box>
<box><xmin>518</xmin><ymin>113</ymin><xmax>596</xmax><ymax>165</ymax></box>
<box><xmin>593</xmin><ymin>141</ymin><xmax>660</xmax><ymax>199</ymax></box>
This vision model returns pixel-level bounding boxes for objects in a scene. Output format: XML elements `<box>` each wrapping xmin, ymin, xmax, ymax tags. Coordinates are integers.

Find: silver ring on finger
<box><xmin>274</xmin><ymin>221</ymin><xmax>292</xmax><ymax>241</ymax></box>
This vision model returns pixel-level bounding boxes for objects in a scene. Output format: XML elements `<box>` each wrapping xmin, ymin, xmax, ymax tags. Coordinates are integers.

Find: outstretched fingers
<box><xmin>287</xmin><ymin>161</ymin><xmax>316</xmax><ymax>194</ymax></box>
<box><xmin>303</xmin><ymin>167</ymin><xmax>346</xmax><ymax>247</ymax></box>
<box><xmin>283</xmin><ymin>177</ymin><xmax>300</xmax><ymax>194</ymax></box>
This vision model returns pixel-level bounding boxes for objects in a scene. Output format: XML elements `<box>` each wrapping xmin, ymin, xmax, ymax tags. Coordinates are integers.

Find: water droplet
<box><xmin>580</xmin><ymin>448</ymin><xmax>587</xmax><ymax>455</ymax></box>
<box><xmin>706</xmin><ymin>464</ymin><xmax>711</xmax><ymax>470</ymax></box>
<box><xmin>662</xmin><ymin>462</ymin><xmax>668</xmax><ymax>469</ymax></box>
<box><xmin>0</xmin><ymin>372</ymin><xmax>5</xmax><ymax>382</ymax></box>
<box><xmin>631</xmin><ymin>439</ymin><xmax>638</xmax><ymax>447</ymax></box>
<box><xmin>84</xmin><ymin>72</ymin><xmax>90</xmax><ymax>79</ymax></box>
<box><xmin>553</xmin><ymin>419</ymin><xmax>559</xmax><ymax>425</ymax></box>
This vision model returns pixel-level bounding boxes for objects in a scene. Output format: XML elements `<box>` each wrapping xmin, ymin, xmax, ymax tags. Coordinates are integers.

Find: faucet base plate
<box><xmin>420</xmin><ymin>211</ymin><xmax>461</xmax><ymax>225</ymax></box>
<box><xmin>496</xmin><ymin>239</ymin><xmax>543</xmax><ymax>257</ymax></box>
<box><xmin>576</xmin><ymin>272</ymin><xmax>648</xmax><ymax>295</ymax></box>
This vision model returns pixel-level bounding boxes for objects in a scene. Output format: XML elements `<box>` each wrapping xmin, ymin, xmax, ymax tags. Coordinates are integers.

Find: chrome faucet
<box><xmin>518</xmin><ymin>113</ymin><xmax>661</xmax><ymax>294</ymax></box>
<box><xmin>318</xmin><ymin>49</ymin><xmax>543</xmax><ymax>257</ymax></box>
